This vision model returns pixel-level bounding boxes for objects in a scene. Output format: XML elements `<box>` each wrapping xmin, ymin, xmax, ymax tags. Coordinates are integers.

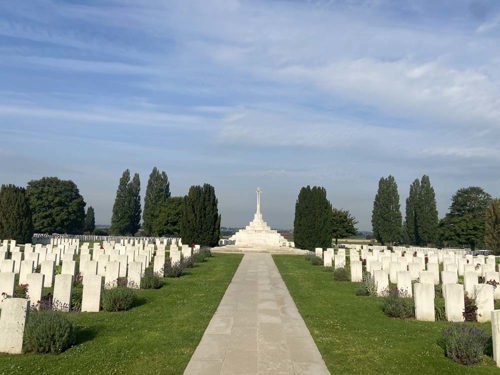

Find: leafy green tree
<box><xmin>111</xmin><ymin>170</ymin><xmax>141</xmax><ymax>236</ymax></box>
<box><xmin>153</xmin><ymin>197</ymin><xmax>184</xmax><ymax>236</ymax></box>
<box><xmin>439</xmin><ymin>186</ymin><xmax>491</xmax><ymax>250</ymax></box>
<box><xmin>130</xmin><ymin>173</ymin><xmax>141</xmax><ymax>235</ymax></box>
<box><xmin>27</xmin><ymin>177</ymin><xmax>86</xmax><ymax>234</ymax></box>
<box><xmin>294</xmin><ymin>186</ymin><xmax>333</xmax><ymax>250</ymax></box>
<box><xmin>331</xmin><ymin>208</ymin><xmax>358</xmax><ymax>245</ymax></box>
<box><xmin>0</xmin><ymin>184</ymin><xmax>33</xmax><ymax>243</ymax></box>
<box><xmin>143</xmin><ymin>167</ymin><xmax>170</xmax><ymax>236</ymax></box>
<box><xmin>181</xmin><ymin>184</ymin><xmax>220</xmax><ymax>246</ymax></box>
<box><xmin>405</xmin><ymin>175</ymin><xmax>439</xmax><ymax>246</ymax></box>
<box><xmin>84</xmin><ymin>206</ymin><xmax>96</xmax><ymax>233</ymax></box>
<box><xmin>484</xmin><ymin>198</ymin><xmax>500</xmax><ymax>254</ymax></box>
<box><xmin>371</xmin><ymin>175</ymin><xmax>402</xmax><ymax>245</ymax></box>
<box><xmin>405</xmin><ymin>178</ymin><xmax>420</xmax><ymax>245</ymax></box>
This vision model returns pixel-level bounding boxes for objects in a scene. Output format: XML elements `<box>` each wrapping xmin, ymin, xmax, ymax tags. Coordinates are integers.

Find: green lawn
<box><xmin>273</xmin><ymin>255</ymin><xmax>498</xmax><ymax>374</ymax></box>
<box><xmin>0</xmin><ymin>253</ymin><xmax>243</xmax><ymax>375</ymax></box>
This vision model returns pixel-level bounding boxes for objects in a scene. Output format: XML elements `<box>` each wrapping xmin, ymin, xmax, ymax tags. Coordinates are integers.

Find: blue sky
<box><xmin>1</xmin><ymin>0</ymin><xmax>500</xmax><ymax>231</ymax></box>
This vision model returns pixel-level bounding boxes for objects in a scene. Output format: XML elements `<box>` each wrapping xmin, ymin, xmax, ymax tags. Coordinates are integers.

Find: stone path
<box><xmin>184</xmin><ymin>253</ymin><xmax>330</xmax><ymax>375</ymax></box>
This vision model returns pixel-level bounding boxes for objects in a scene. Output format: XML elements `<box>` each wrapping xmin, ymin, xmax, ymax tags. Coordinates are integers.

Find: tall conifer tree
<box><xmin>84</xmin><ymin>206</ymin><xmax>96</xmax><ymax>233</ymax></box>
<box><xmin>293</xmin><ymin>186</ymin><xmax>333</xmax><ymax>250</ymax></box>
<box><xmin>0</xmin><ymin>184</ymin><xmax>33</xmax><ymax>243</ymax></box>
<box><xmin>130</xmin><ymin>173</ymin><xmax>141</xmax><ymax>235</ymax></box>
<box><xmin>371</xmin><ymin>175</ymin><xmax>402</xmax><ymax>245</ymax></box>
<box><xmin>405</xmin><ymin>179</ymin><xmax>420</xmax><ymax>245</ymax></box>
<box><xmin>416</xmin><ymin>175</ymin><xmax>438</xmax><ymax>245</ymax></box>
<box><xmin>143</xmin><ymin>167</ymin><xmax>170</xmax><ymax>236</ymax></box>
<box><xmin>111</xmin><ymin>170</ymin><xmax>132</xmax><ymax>235</ymax></box>
<box><xmin>181</xmin><ymin>184</ymin><xmax>220</xmax><ymax>246</ymax></box>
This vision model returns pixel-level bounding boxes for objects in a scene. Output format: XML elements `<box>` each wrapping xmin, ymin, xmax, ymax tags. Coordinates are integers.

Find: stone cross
<box><xmin>256</xmin><ymin>187</ymin><xmax>262</xmax><ymax>215</ymax></box>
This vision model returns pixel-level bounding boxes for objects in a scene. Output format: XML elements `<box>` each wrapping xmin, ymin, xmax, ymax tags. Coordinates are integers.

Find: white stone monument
<box><xmin>229</xmin><ymin>188</ymin><xmax>289</xmax><ymax>248</ymax></box>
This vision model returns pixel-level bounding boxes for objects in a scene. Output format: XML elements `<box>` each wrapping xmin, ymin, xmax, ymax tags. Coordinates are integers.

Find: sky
<box><xmin>1</xmin><ymin>0</ymin><xmax>500</xmax><ymax>231</ymax></box>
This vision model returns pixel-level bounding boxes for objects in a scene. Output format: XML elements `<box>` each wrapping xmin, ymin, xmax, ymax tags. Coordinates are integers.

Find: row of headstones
<box><xmin>315</xmin><ymin>247</ymin><xmax>500</xmax><ymax>366</ymax></box>
<box><xmin>0</xmin><ymin>272</ymin><xmax>122</xmax><ymax>354</ymax></box>
<box><xmin>316</xmin><ymin>247</ymin><xmax>500</xmax><ymax>322</ymax></box>
<box><xmin>0</xmin><ymin>242</ymin><xmax>201</xmax><ymax>355</ymax></box>
<box><xmin>340</xmin><ymin>243</ymin><xmax>468</xmax><ymax>255</ymax></box>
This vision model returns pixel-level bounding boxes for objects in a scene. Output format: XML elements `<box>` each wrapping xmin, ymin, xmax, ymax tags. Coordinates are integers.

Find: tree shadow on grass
<box><xmin>75</xmin><ymin>325</ymin><xmax>99</xmax><ymax>345</ymax></box>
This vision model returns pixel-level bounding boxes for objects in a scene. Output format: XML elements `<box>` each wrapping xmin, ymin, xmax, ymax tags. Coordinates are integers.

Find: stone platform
<box><xmin>213</xmin><ymin>245</ymin><xmax>306</xmax><ymax>255</ymax></box>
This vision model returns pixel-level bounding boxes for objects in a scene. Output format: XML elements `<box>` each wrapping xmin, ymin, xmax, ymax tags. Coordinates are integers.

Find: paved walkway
<box><xmin>184</xmin><ymin>253</ymin><xmax>330</xmax><ymax>375</ymax></box>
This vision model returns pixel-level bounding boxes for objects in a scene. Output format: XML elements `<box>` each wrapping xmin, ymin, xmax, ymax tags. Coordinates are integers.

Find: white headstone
<box><xmin>40</xmin><ymin>260</ymin><xmax>55</xmax><ymax>288</ymax></box>
<box><xmin>0</xmin><ymin>272</ymin><xmax>15</xmax><ymax>301</ymax></box>
<box><xmin>153</xmin><ymin>254</ymin><xmax>165</xmax><ymax>277</ymax></box>
<box><xmin>492</xmin><ymin>310</ymin><xmax>500</xmax><ymax>367</ymax></box>
<box><xmin>0</xmin><ymin>260</ymin><xmax>14</xmax><ymax>273</ymax></box>
<box><xmin>464</xmin><ymin>271</ymin><xmax>478</xmax><ymax>298</ymax></box>
<box><xmin>127</xmin><ymin>262</ymin><xmax>142</xmax><ymax>289</ymax></box>
<box><xmin>334</xmin><ymin>254</ymin><xmax>346</xmax><ymax>269</ymax></box>
<box><xmin>104</xmin><ymin>261</ymin><xmax>120</xmax><ymax>289</ymax></box>
<box><xmin>426</xmin><ymin>262</ymin><xmax>440</xmax><ymax>285</ymax></box>
<box><xmin>26</xmin><ymin>273</ymin><xmax>44</xmax><ymax>309</ymax></box>
<box><xmin>419</xmin><ymin>271</ymin><xmax>434</xmax><ymax>285</ymax></box>
<box><xmin>350</xmin><ymin>261</ymin><xmax>363</xmax><ymax>282</ymax></box>
<box><xmin>475</xmin><ymin>284</ymin><xmax>494</xmax><ymax>323</ymax></box>
<box><xmin>414</xmin><ymin>282</ymin><xmax>435</xmax><ymax>321</ymax></box>
<box><xmin>18</xmin><ymin>260</ymin><xmax>33</xmax><ymax>285</ymax></box>
<box><xmin>53</xmin><ymin>274</ymin><xmax>73</xmax><ymax>312</ymax></box>
<box><xmin>441</xmin><ymin>271</ymin><xmax>458</xmax><ymax>286</ymax></box>
<box><xmin>408</xmin><ymin>262</ymin><xmax>421</xmax><ymax>280</ymax></box>
<box><xmin>373</xmin><ymin>270</ymin><xmax>389</xmax><ymax>297</ymax></box>
<box><xmin>0</xmin><ymin>298</ymin><xmax>29</xmax><ymax>354</ymax></box>
<box><xmin>61</xmin><ymin>260</ymin><xmax>76</xmax><ymax>276</ymax></box>
<box><xmin>81</xmin><ymin>275</ymin><xmax>103</xmax><ymax>312</ymax></box>
<box><xmin>443</xmin><ymin>283</ymin><xmax>465</xmax><ymax>322</ymax></box>
<box><xmin>397</xmin><ymin>271</ymin><xmax>412</xmax><ymax>297</ymax></box>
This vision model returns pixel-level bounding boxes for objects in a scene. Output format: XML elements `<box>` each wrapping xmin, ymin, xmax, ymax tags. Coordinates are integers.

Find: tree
<box><xmin>111</xmin><ymin>170</ymin><xmax>131</xmax><ymax>235</ymax></box>
<box><xmin>27</xmin><ymin>177</ymin><xmax>86</xmax><ymax>234</ymax></box>
<box><xmin>371</xmin><ymin>175</ymin><xmax>402</xmax><ymax>245</ymax></box>
<box><xmin>110</xmin><ymin>170</ymin><xmax>141</xmax><ymax>236</ymax></box>
<box><xmin>0</xmin><ymin>184</ymin><xmax>33</xmax><ymax>243</ymax></box>
<box><xmin>331</xmin><ymin>208</ymin><xmax>358</xmax><ymax>245</ymax></box>
<box><xmin>484</xmin><ymin>198</ymin><xmax>500</xmax><ymax>254</ymax></box>
<box><xmin>439</xmin><ymin>186</ymin><xmax>491</xmax><ymax>250</ymax></box>
<box><xmin>181</xmin><ymin>184</ymin><xmax>221</xmax><ymax>246</ymax></box>
<box><xmin>84</xmin><ymin>206</ymin><xmax>96</xmax><ymax>233</ymax></box>
<box><xmin>416</xmin><ymin>175</ymin><xmax>438</xmax><ymax>245</ymax></box>
<box><xmin>405</xmin><ymin>178</ymin><xmax>420</xmax><ymax>245</ymax></box>
<box><xmin>130</xmin><ymin>173</ymin><xmax>141</xmax><ymax>235</ymax></box>
<box><xmin>405</xmin><ymin>175</ymin><xmax>439</xmax><ymax>246</ymax></box>
<box><xmin>153</xmin><ymin>196</ymin><xmax>184</xmax><ymax>236</ymax></box>
<box><xmin>293</xmin><ymin>186</ymin><xmax>333</xmax><ymax>250</ymax></box>
<box><xmin>143</xmin><ymin>167</ymin><xmax>170</xmax><ymax>236</ymax></box>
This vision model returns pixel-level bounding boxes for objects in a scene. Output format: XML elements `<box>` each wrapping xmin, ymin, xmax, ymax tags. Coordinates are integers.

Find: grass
<box><xmin>0</xmin><ymin>253</ymin><xmax>243</xmax><ymax>375</ymax></box>
<box><xmin>273</xmin><ymin>255</ymin><xmax>498</xmax><ymax>374</ymax></box>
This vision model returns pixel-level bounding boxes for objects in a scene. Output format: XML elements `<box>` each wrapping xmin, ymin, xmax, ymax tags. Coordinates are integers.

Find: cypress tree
<box><xmin>405</xmin><ymin>179</ymin><xmax>420</xmax><ymax>245</ymax></box>
<box><xmin>371</xmin><ymin>175</ymin><xmax>402</xmax><ymax>245</ymax></box>
<box><xmin>416</xmin><ymin>175</ymin><xmax>438</xmax><ymax>245</ymax></box>
<box><xmin>181</xmin><ymin>184</ymin><xmax>220</xmax><ymax>246</ymax></box>
<box><xmin>484</xmin><ymin>198</ymin><xmax>500</xmax><ymax>254</ymax></box>
<box><xmin>130</xmin><ymin>173</ymin><xmax>141</xmax><ymax>235</ymax></box>
<box><xmin>111</xmin><ymin>170</ymin><xmax>132</xmax><ymax>235</ymax></box>
<box><xmin>143</xmin><ymin>167</ymin><xmax>170</xmax><ymax>236</ymax></box>
<box><xmin>84</xmin><ymin>206</ymin><xmax>96</xmax><ymax>233</ymax></box>
<box><xmin>293</xmin><ymin>186</ymin><xmax>332</xmax><ymax>250</ymax></box>
<box><xmin>0</xmin><ymin>184</ymin><xmax>33</xmax><ymax>243</ymax></box>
